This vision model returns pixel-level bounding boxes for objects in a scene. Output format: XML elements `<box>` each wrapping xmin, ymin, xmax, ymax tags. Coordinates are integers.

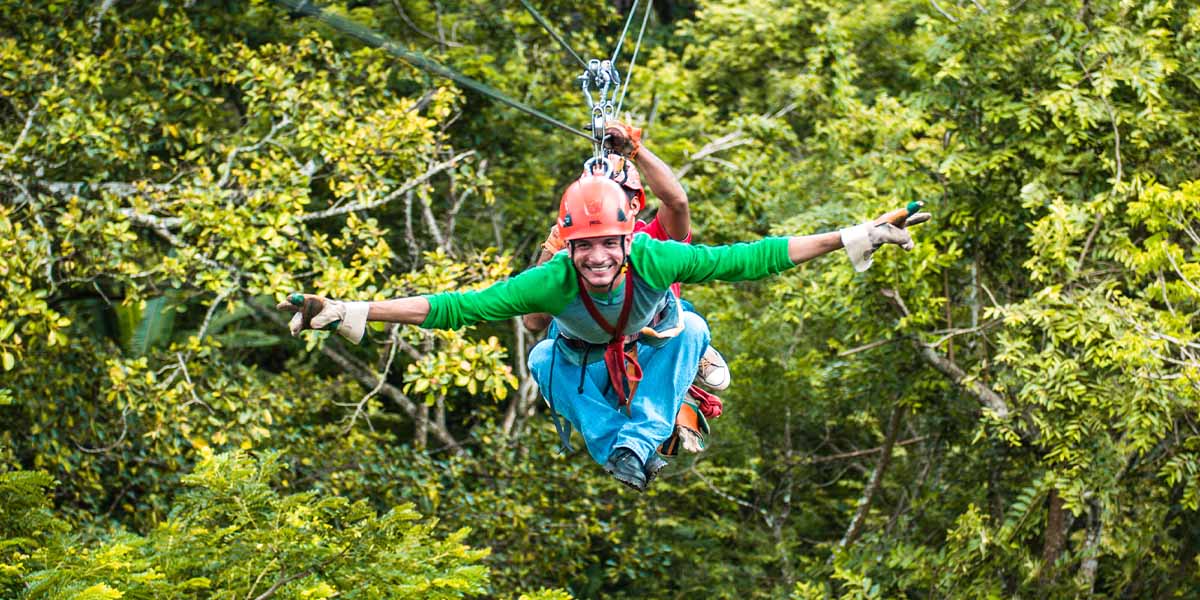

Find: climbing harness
<box><xmin>576</xmin><ymin>266</ymin><xmax>643</xmax><ymax>413</ymax></box>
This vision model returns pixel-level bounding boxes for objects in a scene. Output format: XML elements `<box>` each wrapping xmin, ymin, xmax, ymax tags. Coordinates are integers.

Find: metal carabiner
<box><xmin>582</xmin><ymin>156</ymin><xmax>614</xmax><ymax>178</ymax></box>
<box><xmin>579</xmin><ymin>58</ymin><xmax>623</xmax><ymax>157</ymax></box>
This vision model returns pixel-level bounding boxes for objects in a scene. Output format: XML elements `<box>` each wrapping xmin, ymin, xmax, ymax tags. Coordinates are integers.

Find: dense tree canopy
<box><xmin>2</xmin><ymin>0</ymin><xmax>1199</xmax><ymax>597</ymax></box>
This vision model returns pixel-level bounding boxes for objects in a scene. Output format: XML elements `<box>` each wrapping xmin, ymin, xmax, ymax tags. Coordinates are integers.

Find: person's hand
<box><xmin>603</xmin><ymin>120</ymin><xmax>642</xmax><ymax>158</ymax></box>
<box><xmin>276</xmin><ymin>293</ymin><xmax>370</xmax><ymax>344</ymax></box>
<box><xmin>868</xmin><ymin>211</ymin><xmax>932</xmax><ymax>250</ymax></box>
<box><xmin>542</xmin><ymin>224</ymin><xmax>566</xmax><ymax>255</ymax></box>
<box><xmin>841</xmin><ymin>209</ymin><xmax>932</xmax><ymax>272</ymax></box>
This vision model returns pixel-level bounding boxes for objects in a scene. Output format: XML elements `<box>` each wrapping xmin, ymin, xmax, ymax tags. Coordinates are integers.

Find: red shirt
<box><xmin>634</xmin><ymin>215</ymin><xmax>691</xmax><ymax>298</ymax></box>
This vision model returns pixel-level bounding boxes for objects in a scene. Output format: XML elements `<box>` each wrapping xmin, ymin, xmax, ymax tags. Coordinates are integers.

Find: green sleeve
<box><xmin>421</xmin><ymin>252</ymin><xmax>577</xmax><ymax>330</ymax></box>
<box><xmin>630</xmin><ymin>235</ymin><xmax>795</xmax><ymax>290</ymax></box>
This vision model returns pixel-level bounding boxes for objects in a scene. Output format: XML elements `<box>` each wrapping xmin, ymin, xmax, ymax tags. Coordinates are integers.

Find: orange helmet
<box><xmin>558</xmin><ymin>175</ymin><xmax>634</xmax><ymax>242</ymax></box>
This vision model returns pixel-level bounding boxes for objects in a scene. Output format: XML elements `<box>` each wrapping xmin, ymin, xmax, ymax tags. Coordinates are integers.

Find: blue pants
<box><xmin>528</xmin><ymin>312</ymin><xmax>710</xmax><ymax>466</ymax></box>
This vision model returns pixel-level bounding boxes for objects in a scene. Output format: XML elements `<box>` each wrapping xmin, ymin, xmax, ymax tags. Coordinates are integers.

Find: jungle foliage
<box><xmin>2</xmin><ymin>0</ymin><xmax>1199</xmax><ymax>597</ymax></box>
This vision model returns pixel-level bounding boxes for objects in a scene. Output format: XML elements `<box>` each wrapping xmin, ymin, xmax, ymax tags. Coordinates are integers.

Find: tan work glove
<box><xmin>604</xmin><ymin>120</ymin><xmax>643</xmax><ymax>159</ymax></box>
<box><xmin>840</xmin><ymin>210</ymin><xmax>932</xmax><ymax>272</ymax></box>
<box><xmin>276</xmin><ymin>293</ymin><xmax>371</xmax><ymax>344</ymax></box>
<box><xmin>542</xmin><ymin>224</ymin><xmax>566</xmax><ymax>255</ymax></box>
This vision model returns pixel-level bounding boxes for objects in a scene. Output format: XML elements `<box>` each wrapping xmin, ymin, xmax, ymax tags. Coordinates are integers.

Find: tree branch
<box><xmin>928</xmin><ymin>0</ymin><xmax>958</xmax><ymax>22</ymax></box>
<box><xmin>675</xmin><ymin>131</ymin><xmax>754</xmax><ymax>178</ymax></box>
<box><xmin>674</xmin><ymin>100</ymin><xmax>798</xmax><ymax>179</ymax></box>
<box><xmin>297</xmin><ymin>151</ymin><xmax>474</xmax><ymax>222</ymax></box>
<box><xmin>880</xmin><ymin>288</ymin><xmax>1011</xmax><ymax>418</ymax></box>
<box><xmin>335</xmin><ymin>324</ymin><xmax>401</xmax><ymax>433</ymax></box>
<box><xmin>792</xmin><ymin>435</ymin><xmax>929</xmax><ymax>466</ymax></box>
<box><xmin>389</xmin><ymin>0</ymin><xmax>462</xmax><ymax>47</ymax></box>
<box><xmin>839</xmin><ymin>404</ymin><xmax>903</xmax><ymax>549</ymax></box>
<box><xmin>838</xmin><ymin>337</ymin><xmax>902</xmax><ymax>357</ymax></box>
<box><xmin>3</xmin><ymin>96</ymin><xmax>40</xmax><ymax>164</ymax></box>
<box><xmin>89</xmin><ymin>0</ymin><xmax>118</xmax><ymax>39</ymax></box>
<box><xmin>218</xmin><ymin>115</ymin><xmax>292</xmax><ymax>189</ymax></box>
<box><xmin>250</xmin><ymin>302</ymin><xmax>461</xmax><ymax>450</ymax></box>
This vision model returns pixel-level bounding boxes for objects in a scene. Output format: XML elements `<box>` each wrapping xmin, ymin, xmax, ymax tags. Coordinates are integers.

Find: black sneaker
<box><xmin>603</xmin><ymin>447</ymin><xmax>647</xmax><ymax>492</ymax></box>
<box><xmin>643</xmin><ymin>453</ymin><xmax>669</xmax><ymax>485</ymax></box>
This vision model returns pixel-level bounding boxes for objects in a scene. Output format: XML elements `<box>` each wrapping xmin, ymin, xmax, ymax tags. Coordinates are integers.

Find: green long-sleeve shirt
<box><xmin>422</xmin><ymin>235</ymin><xmax>793</xmax><ymax>343</ymax></box>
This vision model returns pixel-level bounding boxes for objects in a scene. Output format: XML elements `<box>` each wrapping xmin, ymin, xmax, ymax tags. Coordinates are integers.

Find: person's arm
<box><xmin>280</xmin><ymin>253</ymin><xmax>578</xmax><ymax>340</ymax></box>
<box><xmin>366</xmin><ymin>296</ymin><xmax>432</xmax><ymax>324</ymax></box>
<box><xmin>632</xmin><ymin>236</ymin><xmax>797</xmax><ymax>290</ymax></box>
<box><xmin>787</xmin><ymin>231</ymin><xmax>843</xmax><ymax>264</ymax></box>
<box><xmin>606</xmin><ymin>121</ymin><xmax>691</xmax><ymax>242</ymax></box>
<box><xmin>634</xmin><ymin>146</ymin><xmax>690</xmax><ymax>241</ymax></box>
<box><xmin>632</xmin><ymin>212</ymin><xmax>929</xmax><ymax>289</ymax></box>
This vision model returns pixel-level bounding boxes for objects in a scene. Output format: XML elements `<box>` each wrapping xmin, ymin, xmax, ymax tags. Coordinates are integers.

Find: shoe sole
<box><xmin>644</xmin><ymin>462</ymin><xmax>667</xmax><ymax>485</ymax></box>
<box><xmin>696</xmin><ymin>379</ymin><xmax>729</xmax><ymax>391</ymax></box>
<box><xmin>605</xmin><ymin>461</ymin><xmax>647</xmax><ymax>492</ymax></box>
<box><xmin>694</xmin><ymin>370</ymin><xmax>730</xmax><ymax>391</ymax></box>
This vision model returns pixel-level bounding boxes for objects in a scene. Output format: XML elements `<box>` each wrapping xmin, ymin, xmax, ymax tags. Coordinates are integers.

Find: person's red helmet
<box><xmin>558</xmin><ymin>175</ymin><xmax>634</xmax><ymax>242</ymax></box>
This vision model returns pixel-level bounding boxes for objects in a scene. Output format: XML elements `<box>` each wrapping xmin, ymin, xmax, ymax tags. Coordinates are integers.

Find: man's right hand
<box><xmin>276</xmin><ymin>293</ymin><xmax>370</xmax><ymax>344</ymax></box>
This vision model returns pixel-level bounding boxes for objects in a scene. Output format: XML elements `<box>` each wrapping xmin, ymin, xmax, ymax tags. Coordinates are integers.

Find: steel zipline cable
<box><xmin>608</xmin><ymin>0</ymin><xmax>641</xmax><ymax>69</ymax></box>
<box><xmin>615</xmin><ymin>0</ymin><xmax>653</xmax><ymax>119</ymax></box>
<box><xmin>517</xmin><ymin>0</ymin><xmax>588</xmax><ymax>70</ymax></box>
<box><xmin>273</xmin><ymin>0</ymin><xmax>593</xmax><ymax>141</ymax></box>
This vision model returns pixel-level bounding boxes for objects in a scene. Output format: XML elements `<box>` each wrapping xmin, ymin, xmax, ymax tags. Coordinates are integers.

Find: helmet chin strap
<box><xmin>606</xmin><ymin>239</ymin><xmax>629</xmax><ymax>295</ymax></box>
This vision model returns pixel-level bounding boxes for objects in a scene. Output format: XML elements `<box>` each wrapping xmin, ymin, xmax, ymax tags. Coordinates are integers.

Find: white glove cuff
<box><xmin>337</xmin><ymin>302</ymin><xmax>371</xmax><ymax>345</ymax></box>
<box><xmin>840</xmin><ymin>223</ymin><xmax>875</xmax><ymax>272</ymax></box>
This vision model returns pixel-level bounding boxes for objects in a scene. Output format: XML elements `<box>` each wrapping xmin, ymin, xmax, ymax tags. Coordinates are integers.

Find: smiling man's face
<box><xmin>570</xmin><ymin>234</ymin><xmax>631</xmax><ymax>291</ymax></box>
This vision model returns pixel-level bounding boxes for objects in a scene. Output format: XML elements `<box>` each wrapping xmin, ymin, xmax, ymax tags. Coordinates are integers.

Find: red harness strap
<box><xmin>576</xmin><ymin>268</ymin><xmax>643</xmax><ymax>412</ymax></box>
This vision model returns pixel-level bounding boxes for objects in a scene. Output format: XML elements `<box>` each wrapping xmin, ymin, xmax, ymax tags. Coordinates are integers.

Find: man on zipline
<box><xmin>279</xmin><ymin>175</ymin><xmax>930</xmax><ymax>491</ymax></box>
<box><xmin>523</xmin><ymin>121</ymin><xmax>730</xmax><ymax>438</ymax></box>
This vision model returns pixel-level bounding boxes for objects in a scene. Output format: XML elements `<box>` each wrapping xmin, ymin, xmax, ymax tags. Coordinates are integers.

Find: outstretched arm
<box><xmin>368</xmin><ymin>296</ymin><xmax>431</xmax><ymax>324</ymax></box>
<box><xmin>280</xmin><ymin>254</ymin><xmax>577</xmax><ymax>342</ymax></box>
<box><xmin>633</xmin><ymin>210</ymin><xmax>932</xmax><ymax>289</ymax></box>
<box><xmin>787</xmin><ymin>231</ymin><xmax>844</xmax><ymax>264</ymax></box>
<box><xmin>787</xmin><ymin>208</ymin><xmax>932</xmax><ymax>266</ymax></box>
<box><xmin>275</xmin><ymin>293</ymin><xmax>430</xmax><ymax>344</ymax></box>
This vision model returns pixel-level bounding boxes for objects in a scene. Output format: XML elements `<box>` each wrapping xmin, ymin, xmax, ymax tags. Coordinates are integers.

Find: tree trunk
<box><xmin>435</xmin><ymin>394</ymin><xmax>446</xmax><ymax>433</ymax></box>
<box><xmin>1039</xmin><ymin>488</ymin><xmax>1073</xmax><ymax>588</ymax></box>
<box><xmin>503</xmin><ymin>317</ymin><xmax>529</xmax><ymax>437</ymax></box>
<box><xmin>415</xmin><ymin>403</ymin><xmax>429</xmax><ymax>450</ymax></box>
<box><xmin>1077</xmin><ymin>500</ymin><xmax>1102</xmax><ymax>592</ymax></box>
<box><xmin>839</xmin><ymin>404</ymin><xmax>904</xmax><ymax>548</ymax></box>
